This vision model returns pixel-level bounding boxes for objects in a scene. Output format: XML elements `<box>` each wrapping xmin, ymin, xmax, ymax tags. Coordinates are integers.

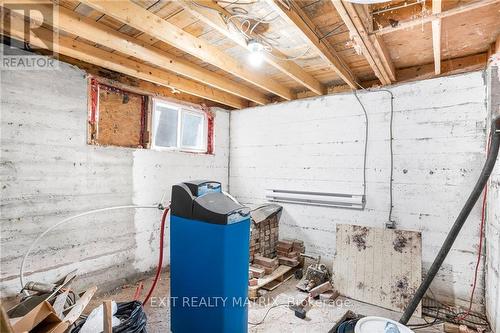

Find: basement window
<box><xmin>88</xmin><ymin>79</ymin><xmax>148</xmax><ymax>148</ymax></box>
<box><xmin>152</xmin><ymin>99</ymin><xmax>212</xmax><ymax>153</ymax></box>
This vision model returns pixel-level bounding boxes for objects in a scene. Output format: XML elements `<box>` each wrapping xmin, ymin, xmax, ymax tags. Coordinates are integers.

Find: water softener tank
<box><xmin>170</xmin><ymin>180</ymin><xmax>250</xmax><ymax>333</ymax></box>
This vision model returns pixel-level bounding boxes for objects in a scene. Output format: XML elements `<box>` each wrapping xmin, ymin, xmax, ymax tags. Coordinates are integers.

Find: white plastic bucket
<box><xmin>355</xmin><ymin>316</ymin><xmax>415</xmax><ymax>333</ymax></box>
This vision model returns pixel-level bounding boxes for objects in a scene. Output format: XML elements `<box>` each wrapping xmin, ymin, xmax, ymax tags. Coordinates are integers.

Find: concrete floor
<box><xmin>89</xmin><ymin>271</ymin><xmax>444</xmax><ymax>333</ymax></box>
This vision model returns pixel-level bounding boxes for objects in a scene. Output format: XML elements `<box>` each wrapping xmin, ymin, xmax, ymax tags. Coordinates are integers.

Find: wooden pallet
<box><xmin>248</xmin><ymin>265</ymin><xmax>295</xmax><ymax>299</ymax></box>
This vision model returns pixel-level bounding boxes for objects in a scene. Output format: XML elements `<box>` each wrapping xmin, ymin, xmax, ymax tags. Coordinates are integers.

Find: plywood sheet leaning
<box><xmin>333</xmin><ymin>224</ymin><xmax>422</xmax><ymax>316</ymax></box>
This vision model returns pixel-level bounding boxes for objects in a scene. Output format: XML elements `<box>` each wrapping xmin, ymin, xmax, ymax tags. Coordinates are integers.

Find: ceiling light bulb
<box><xmin>248</xmin><ymin>40</ymin><xmax>264</xmax><ymax>67</ymax></box>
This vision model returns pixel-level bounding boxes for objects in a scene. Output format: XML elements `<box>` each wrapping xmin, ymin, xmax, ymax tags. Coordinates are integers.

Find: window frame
<box><xmin>151</xmin><ymin>98</ymin><xmax>209</xmax><ymax>153</ymax></box>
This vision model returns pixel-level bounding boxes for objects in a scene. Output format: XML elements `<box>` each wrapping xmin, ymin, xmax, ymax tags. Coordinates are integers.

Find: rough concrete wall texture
<box><xmin>230</xmin><ymin>71</ymin><xmax>489</xmax><ymax>311</ymax></box>
<box><xmin>485</xmin><ymin>64</ymin><xmax>500</xmax><ymax>332</ymax></box>
<box><xmin>0</xmin><ymin>58</ymin><xmax>229</xmax><ymax>297</ymax></box>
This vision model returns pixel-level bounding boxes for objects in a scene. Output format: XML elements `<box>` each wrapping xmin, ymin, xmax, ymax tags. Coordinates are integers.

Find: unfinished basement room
<box><xmin>1</xmin><ymin>0</ymin><xmax>500</xmax><ymax>332</ymax></box>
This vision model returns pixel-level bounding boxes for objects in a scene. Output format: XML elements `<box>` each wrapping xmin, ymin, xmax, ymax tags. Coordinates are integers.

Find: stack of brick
<box><xmin>249</xmin><ymin>266</ymin><xmax>265</xmax><ymax>279</ymax></box>
<box><xmin>249</xmin><ymin>204</ymin><xmax>282</xmax><ymax>262</ymax></box>
<box><xmin>252</xmin><ymin>255</ymin><xmax>278</xmax><ymax>275</ymax></box>
<box><xmin>276</xmin><ymin>239</ymin><xmax>305</xmax><ymax>267</ymax></box>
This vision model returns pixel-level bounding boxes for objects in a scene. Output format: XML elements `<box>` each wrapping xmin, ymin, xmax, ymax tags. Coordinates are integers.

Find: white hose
<box><xmin>20</xmin><ymin>205</ymin><xmax>159</xmax><ymax>293</ymax></box>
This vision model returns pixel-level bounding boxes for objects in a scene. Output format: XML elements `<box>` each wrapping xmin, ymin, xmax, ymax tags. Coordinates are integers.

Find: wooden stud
<box><xmin>332</xmin><ymin>0</ymin><xmax>393</xmax><ymax>85</ymax></box>
<box><xmin>0</xmin><ymin>12</ymin><xmax>248</xmax><ymax>109</ymax></box>
<box><xmin>432</xmin><ymin>0</ymin><xmax>442</xmax><ymax>75</ymax></box>
<box><xmin>373</xmin><ymin>0</ymin><xmax>499</xmax><ymax>35</ymax></box>
<box><xmin>103</xmin><ymin>301</ymin><xmax>113</xmax><ymax>333</ymax></box>
<box><xmin>265</xmin><ymin>0</ymin><xmax>359</xmax><ymax>89</ymax></box>
<box><xmin>181</xmin><ymin>0</ymin><xmax>326</xmax><ymax>95</ymax></box>
<box><xmin>79</xmin><ymin>0</ymin><xmax>295</xmax><ymax>100</ymax></box>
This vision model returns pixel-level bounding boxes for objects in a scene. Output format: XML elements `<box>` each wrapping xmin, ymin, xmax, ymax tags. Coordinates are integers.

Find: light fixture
<box><xmin>266</xmin><ymin>189</ymin><xmax>366</xmax><ymax>210</ymax></box>
<box><xmin>247</xmin><ymin>39</ymin><xmax>264</xmax><ymax>67</ymax></box>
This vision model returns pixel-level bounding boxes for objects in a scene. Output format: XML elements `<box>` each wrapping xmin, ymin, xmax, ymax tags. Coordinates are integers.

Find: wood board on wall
<box><xmin>96</xmin><ymin>85</ymin><xmax>145</xmax><ymax>148</ymax></box>
<box><xmin>333</xmin><ymin>224</ymin><xmax>422</xmax><ymax>316</ymax></box>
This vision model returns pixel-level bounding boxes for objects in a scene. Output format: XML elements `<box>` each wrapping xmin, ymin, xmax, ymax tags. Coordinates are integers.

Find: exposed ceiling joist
<box><xmin>20</xmin><ymin>3</ymin><xmax>270</xmax><ymax>106</ymax></box>
<box><xmin>0</xmin><ymin>11</ymin><xmax>248</xmax><ymax>109</ymax></box>
<box><xmin>332</xmin><ymin>0</ymin><xmax>394</xmax><ymax>85</ymax></box>
<box><xmin>180</xmin><ymin>0</ymin><xmax>326</xmax><ymax>95</ymax></box>
<box><xmin>297</xmin><ymin>52</ymin><xmax>488</xmax><ymax>99</ymax></box>
<box><xmin>432</xmin><ymin>0</ymin><xmax>442</xmax><ymax>75</ymax></box>
<box><xmin>79</xmin><ymin>0</ymin><xmax>296</xmax><ymax>101</ymax></box>
<box><xmin>265</xmin><ymin>0</ymin><xmax>359</xmax><ymax>89</ymax></box>
<box><xmin>373</xmin><ymin>0</ymin><xmax>499</xmax><ymax>35</ymax></box>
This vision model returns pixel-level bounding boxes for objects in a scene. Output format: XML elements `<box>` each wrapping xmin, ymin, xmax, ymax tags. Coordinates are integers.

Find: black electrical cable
<box><xmin>248</xmin><ymin>303</ymin><xmax>289</xmax><ymax>326</ymax></box>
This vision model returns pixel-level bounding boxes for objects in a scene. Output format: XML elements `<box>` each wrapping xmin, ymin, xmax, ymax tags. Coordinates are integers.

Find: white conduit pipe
<box><xmin>20</xmin><ymin>205</ymin><xmax>159</xmax><ymax>294</ymax></box>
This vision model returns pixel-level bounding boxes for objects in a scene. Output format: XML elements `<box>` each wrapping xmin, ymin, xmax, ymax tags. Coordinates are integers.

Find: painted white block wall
<box><xmin>485</xmin><ymin>64</ymin><xmax>500</xmax><ymax>332</ymax></box>
<box><xmin>230</xmin><ymin>71</ymin><xmax>489</xmax><ymax>310</ymax></box>
<box><xmin>0</xmin><ymin>57</ymin><xmax>229</xmax><ymax>296</ymax></box>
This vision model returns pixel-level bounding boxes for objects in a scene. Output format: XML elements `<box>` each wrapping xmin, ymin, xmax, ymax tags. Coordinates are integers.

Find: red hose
<box><xmin>142</xmin><ymin>207</ymin><xmax>169</xmax><ymax>306</ymax></box>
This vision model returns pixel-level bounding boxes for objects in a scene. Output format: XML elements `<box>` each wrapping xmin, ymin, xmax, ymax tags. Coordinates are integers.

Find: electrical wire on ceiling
<box><xmin>192</xmin><ymin>0</ymin><xmax>314</xmax><ymax>61</ymax></box>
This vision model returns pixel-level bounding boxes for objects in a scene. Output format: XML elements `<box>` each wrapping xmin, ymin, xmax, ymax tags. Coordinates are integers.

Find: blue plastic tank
<box><xmin>170</xmin><ymin>181</ymin><xmax>250</xmax><ymax>333</ymax></box>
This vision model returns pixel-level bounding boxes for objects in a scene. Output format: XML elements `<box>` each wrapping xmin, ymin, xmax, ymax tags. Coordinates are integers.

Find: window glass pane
<box><xmin>181</xmin><ymin>111</ymin><xmax>204</xmax><ymax>149</ymax></box>
<box><xmin>154</xmin><ymin>105</ymin><xmax>178</xmax><ymax>148</ymax></box>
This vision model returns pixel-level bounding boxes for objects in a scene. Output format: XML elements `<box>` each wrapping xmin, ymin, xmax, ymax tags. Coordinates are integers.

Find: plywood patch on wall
<box><xmin>88</xmin><ymin>79</ymin><xmax>148</xmax><ymax>148</ymax></box>
<box><xmin>333</xmin><ymin>224</ymin><xmax>422</xmax><ymax>315</ymax></box>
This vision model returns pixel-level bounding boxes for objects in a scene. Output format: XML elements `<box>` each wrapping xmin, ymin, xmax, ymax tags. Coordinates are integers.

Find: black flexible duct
<box><xmin>400</xmin><ymin>116</ymin><xmax>500</xmax><ymax>325</ymax></box>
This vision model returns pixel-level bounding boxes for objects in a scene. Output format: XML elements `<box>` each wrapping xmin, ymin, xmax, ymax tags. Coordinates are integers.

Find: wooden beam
<box><xmin>496</xmin><ymin>34</ymin><xmax>500</xmax><ymax>54</ymax></box>
<box><xmin>265</xmin><ymin>0</ymin><xmax>358</xmax><ymax>89</ymax></box>
<box><xmin>56</xmin><ymin>55</ymin><xmax>231</xmax><ymax>108</ymax></box>
<box><xmin>396</xmin><ymin>53</ymin><xmax>488</xmax><ymax>82</ymax></box>
<box><xmin>432</xmin><ymin>0</ymin><xmax>442</xmax><ymax>75</ymax></box>
<box><xmin>332</xmin><ymin>0</ymin><xmax>393</xmax><ymax>85</ymax></box>
<box><xmin>3</xmin><ymin>2</ymin><xmax>268</xmax><ymax>105</ymax></box>
<box><xmin>0</xmin><ymin>10</ymin><xmax>248</xmax><ymax>109</ymax></box>
<box><xmin>297</xmin><ymin>53</ymin><xmax>488</xmax><ymax>99</ymax></box>
<box><xmin>181</xmin><ymin>0</ymin><xmax>325</xmax><ymax>95</ymax></box>
<box><xmin>79</xmin><ymin>0</ymin><xmax>295</xmax><ymax>100</ymax></box>
<box><xmin>373</xmin><ymin>0</ymin><xmax>499</xmax><ymax>35</ymax></box>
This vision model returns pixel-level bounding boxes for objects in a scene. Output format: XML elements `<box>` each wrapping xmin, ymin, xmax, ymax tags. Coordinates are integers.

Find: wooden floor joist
<box><xmin>0</xmin><ymin>12</ymin><xmax>249</xmax><ymax>109</ymax></box>
<box><xmin>180</xmin><ymin>0</ymin><xmax>326</xmax><ymax>95</ymax></box>
<box><xmin>3</xmin><ymin>2</ymin><xmax>269</xmax><ymax>106</ymax></box>
<box><xmin>332</xmin><ymin>0</ymin><xmax>393</xmax><ymax>85</ymax></box>
<box><xmin>373</xmin><ymin>0</ymin><xmax>500</xmax><ymax>35</ymax></box>
<box><xmin>265</xmin><ymin>0</ymin><xmax>359</xmax><ymax>89</ymax></box>
<box><xmin>79</xmin><ymin>0</ymin><xmax>296</xmax><ymax>101</ymax></box>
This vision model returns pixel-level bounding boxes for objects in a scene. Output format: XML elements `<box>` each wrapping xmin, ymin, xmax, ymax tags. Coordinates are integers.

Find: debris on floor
<box><xmin>3</xmin><ymin>269</ymin><xmax>149</xmax><ymax>333</ymax></box>
<box><xmin>296</xmin><ymin>253</ymin><xmax>331</xmax><ymax>292</ymax></box>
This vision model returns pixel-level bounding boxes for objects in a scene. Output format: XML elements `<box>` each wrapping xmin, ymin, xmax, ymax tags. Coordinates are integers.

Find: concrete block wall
<box><xmin>486</xmin><ymin>64</ymin><xmax>500</xmax><ymax>332</ymax></box>
<box><xmin>0</xmin><ymin>56</ymin><xmax>229</xmax><ymax>296</ymax></box>
<box><xmin>230</xmin><ymin>71</ymin><xmax>489</xmax><ymax>310</ymax></box>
